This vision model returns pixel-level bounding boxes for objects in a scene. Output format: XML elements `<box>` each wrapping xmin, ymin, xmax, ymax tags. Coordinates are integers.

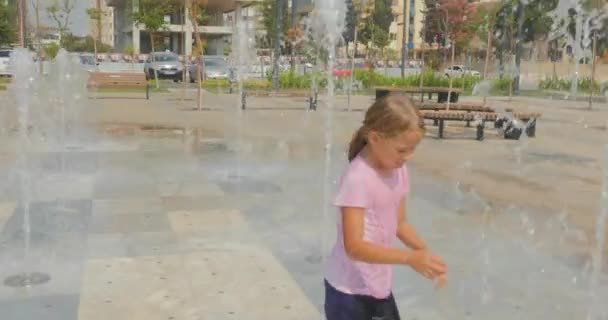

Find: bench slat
<box><xmin>375</xmin><ymin>86</ymin><xmax>464</xmax><ymax>94</ymax></box>
<box><xmin>420</xmin><ymin>110</ymin><xmax>540</xmax><ymax>121</ymax></box>
<box><xmin>87</xmin><ymin>72</ymin><xmax>148</xmax><ymax>88</ymax></box>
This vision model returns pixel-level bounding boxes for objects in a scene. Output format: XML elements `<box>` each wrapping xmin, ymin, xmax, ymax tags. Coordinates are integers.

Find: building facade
<box><xmin>90</xmin><ymin>0</ymin><xmax>115</xmax><ymax>48</ymax></box>
<box><xmin>389</xmin><ymin>0</ymin><xmax>425</xmax><ymax>58</ymax></box>
<box><xmin>106</xmin><ymin>0</ymin><xmax>257</xmax><ymax>56</ymax></box>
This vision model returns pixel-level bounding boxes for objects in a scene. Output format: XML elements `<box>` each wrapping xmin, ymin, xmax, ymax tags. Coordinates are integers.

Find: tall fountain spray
<box><xmin>11</xmin><ymin>48</ymin><xmax>36</xmax><ymax>287</ymax></box>
<box><xmin>3</xmin><ymin>48</ymin><xmax>89</xmax><ymax>289</ymax></box>
<box><xmin>309</xmin><ymin>0</ymin><xmax>347</xmax><ymax>265</ymax></box>
<box><xmin>548</xmin><ymin>0</ymin><xmax>607</xmax><ymax>100</ymax></box>
<box><xmin>233</xmin><ymin>3</ymin><xmax>256</xmax><ymax>183</ymax></box>
<box><xmin>588</xmin><ymin>145</ymin><xmax>608</xmax><ymax>320</ymax></box>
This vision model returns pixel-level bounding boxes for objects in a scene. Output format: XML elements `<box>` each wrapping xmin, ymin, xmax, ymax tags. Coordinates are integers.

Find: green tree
<box><xmin>47</xmin><ymin>0</ymin><xmax>75</xmax><ymax>43</ymax></box>
<box><xmin>343</xmin><ymin>0</ymin><xmax>357</xmax><ymax>43</ymax></box>
<box><xmin>0</xmin><ymin>1</ymin><xmax>15</xmax><ymax>47</ymax></box>
<box><xmin>258</xmin><ymin>0</ymin><xmax>289</xmax><ymax>49</ymax></box>
<box><xmin>131</xmin><ymin>0</ymin><xmax>178</xmax><ymax>88</ymax></box>
<box><xmin>421</xmin><ymin>0</ymin><xmax>445</xmax><ymax>47</ymax></box>
<box><xmin>373</xmin><ymin>25</ymin><xmax>390</xmax><ymax>57</ymax></box>
<box><xmin>43</xmin><ymin>43</ymin><xmax>60</xmax><ymax>60</ymax></box>
<box><xmin>493</xmin><ymin>0</ymin><xmax>557</xmax><ymax>90</ymax></box>
<box><xmin>372</xmin><ymin>0</ymin><xmax>393</xmax><ymax>33</ymax></box>
<box><xmin>86</xmin><ymin>7</ymin><xmax>103</xmax><ymax>70</ymax></box>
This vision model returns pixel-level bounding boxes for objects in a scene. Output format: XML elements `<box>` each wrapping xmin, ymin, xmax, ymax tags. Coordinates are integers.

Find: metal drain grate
<box><xmin>4</xmin><ymin>272</ymin><xmax>51</xmax><ymax>287</ymax></box>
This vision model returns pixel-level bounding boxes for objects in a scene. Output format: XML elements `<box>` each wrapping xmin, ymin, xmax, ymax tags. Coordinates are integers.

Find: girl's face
<box><xmin>368</xmin><ymin>129</ymin><xmax>422</xmax><ymax>170</ymax></box>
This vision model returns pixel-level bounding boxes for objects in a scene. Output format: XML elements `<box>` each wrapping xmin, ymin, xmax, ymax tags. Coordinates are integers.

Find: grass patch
<box><xmin>0</xmin><ymin>77</ymin><xmax>11</xmax><ymax>84</ymax></box>
<box><xmin>0</xmin><ymin>85</ymin><xmax>6</xmax><ymax>91</ymax></box>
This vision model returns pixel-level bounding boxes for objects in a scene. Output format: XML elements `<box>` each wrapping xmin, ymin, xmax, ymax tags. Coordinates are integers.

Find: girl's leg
<box><xmin>324</xmin><ymin>280</ymin><xmax>372</xmax><ymax>320</ymax></box>
<box><xmin>372</xmin><ymin>293</ymin><xmax>401</xmax><ymax>320</ymax></box>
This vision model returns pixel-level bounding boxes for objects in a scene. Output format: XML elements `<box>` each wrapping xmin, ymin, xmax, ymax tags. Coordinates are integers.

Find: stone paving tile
<box><xmin>92</xmin><ymin>197</ymin><xmax>163</xmax><ymax>215</ymax></box>
<box><xmin>86</xmin><ymin>231</ymin><xmax>180</xmax><ymax>259</ymax></box>
<box><xmin>166</xmin><ymin>209</ymin><xmax>247</xmax><ymax>234</ymax></box>
<box><xmin>88</xmin><ymin>212</ymin><xmax>171</xmax><ymax>234</ymax></box>
<box><xmin>0</xmin><ymin>202</ymin><xmax>16</xmax><ymax>229</ymax></box>
<box><xmin>78</xmin><ymin>244</ymin><xmax>320</xmax><ymax>320</ymax></box>
<box><xmin>0</xmin><ymin>294</ymin><xmax>80</xmax><ymax>320</ymax></box>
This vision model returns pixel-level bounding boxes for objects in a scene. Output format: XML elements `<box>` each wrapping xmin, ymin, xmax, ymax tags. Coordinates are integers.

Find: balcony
<box><xmin>199</xmin><ymin>26</ymin><xmax>232</xmax><ymax>35</ymax></box>
<box><xmin>107</xmin><ymin>0</ymin><xmax>259</xmax><ymax>13</ymax></box>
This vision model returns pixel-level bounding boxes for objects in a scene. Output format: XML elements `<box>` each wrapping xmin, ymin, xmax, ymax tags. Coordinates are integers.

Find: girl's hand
<box><xmin>433</xmin><ymin>273</ymin><xmax>448</xmax><ymax>289</ymax></box>
<box><xmin>406</xmin><ymin>250</ymin><xmax>447</xmax><ymax>280</ymax></box>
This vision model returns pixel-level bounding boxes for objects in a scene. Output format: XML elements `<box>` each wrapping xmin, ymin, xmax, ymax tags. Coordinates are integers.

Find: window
<box><xmin>390</xmin><ymin>33</ymin><xmax>397</xmax><ymax>40</ymax></box>
<box><xmin>154</xmin><ymin>54</ymin><xmax>178</xmax><ymax>62</ymax></box>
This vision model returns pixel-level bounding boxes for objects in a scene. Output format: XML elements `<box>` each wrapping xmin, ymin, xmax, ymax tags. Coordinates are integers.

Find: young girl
<box><xmin>324</xmin><ymin>94</ymin><xmax>447</xmax><ymax>320</ymax></box>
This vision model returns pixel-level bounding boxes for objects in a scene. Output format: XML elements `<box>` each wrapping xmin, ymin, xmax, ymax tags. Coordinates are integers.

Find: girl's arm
<box><xmin>342</xmin><ymin>206</ymin><xmax>411</xmax><ymax>265</ymax></box>
<box><xmin>396</xmin><ymin>196</ymin><xmax>427</xmax><ymax>250</ymax></box>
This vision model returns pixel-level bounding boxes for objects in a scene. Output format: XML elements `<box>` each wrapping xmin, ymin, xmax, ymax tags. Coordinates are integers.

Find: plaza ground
<box><xmin>0</xmin><ymin>88</ymin><xmax>606</xmax><ymax>319</ymax></box>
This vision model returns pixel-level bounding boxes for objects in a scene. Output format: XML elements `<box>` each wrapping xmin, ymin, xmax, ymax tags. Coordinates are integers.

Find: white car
<box><xmin>0</xmin><ymin>49</ymin><xmax>13</xmax><ymax>76</ymax></box>
<box><xmin>444</xmin><ymin>65</ymin><xmax>480</xmax><ymax>77</ymax></box>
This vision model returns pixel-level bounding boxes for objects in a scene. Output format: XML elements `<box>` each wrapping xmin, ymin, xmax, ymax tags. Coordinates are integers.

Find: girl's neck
<box><xmin>360</xmin><ymin>146</ymin><xmax>392</xmax><ymax>177</ymax></box>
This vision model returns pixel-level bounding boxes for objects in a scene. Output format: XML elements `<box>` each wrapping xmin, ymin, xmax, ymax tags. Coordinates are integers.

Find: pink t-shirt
<box><xmin>325</xmin><ymin>153</ymin><xmax>410</xmax><ymax>299</ymax></box>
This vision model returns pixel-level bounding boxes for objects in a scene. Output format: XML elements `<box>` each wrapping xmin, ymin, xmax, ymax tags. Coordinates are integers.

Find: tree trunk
<box><xmin>182</xmin><ymin>3</ymin><xmax>187</xmax><ymax>99</ymax></box>
<box><xmin>461</xmin><ymin>51</ymin><xmax>466</xmax><ymax>92</ymax></box>
<box><xmin>589</xmin><ymin>31</ymin><xmax>597</xmax><ymax>110</ymax></box>
<box><xmin>513</xmin><ymin>0</ymin><xmax>524</xmax><ymax>93</ymax></box>
<box><xmin>419</xmin><ymin>44</ymin><xmax>425</xmax><ymax>101</ymax></box>
<box><xmin>483</xmin><ymin>25</ymin><xmax>492</xmax><ymax>105</ymax></box>
<box><xmin>290</xmin><ymin>42</ymin><xmax>296</xmax><ymax>73</ymax></box>
<box><xmin>93</xmin><ymin>33</ymin><xmax>99</xmax><ymax>72</ymax></box>
<box><xmin>447</xmin><ymin>41</ymin><xmax>455</xmax><ymax>111</ymax></box>
<box><xmin>348</xmin><ymin>27</ymin><xmax>358</xmax><ymax>112</ymax></box>
<box><xmin>150</xmin><ymin>32</ymin><xmax>159</xmax><ymax>89</ymax></box>
<box><xmin>190</xmin><ymin>3</ymin><xmax>203</xmax><ymax>111</ymax></box>
<box><xmin>34</xmin><ymin>1</ymin><xmax>43</xmax><ymax>75</ymax></box>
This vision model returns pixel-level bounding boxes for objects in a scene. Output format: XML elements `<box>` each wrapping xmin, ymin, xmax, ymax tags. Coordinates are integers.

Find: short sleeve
<box><xmin>400</xmin><ymin>165</ymin><xmax>410</xmax><ymax>195</ymax></box>
<box><xmin>333</xmin><ymin>170</ymin><xmax>369</xmax><ymax>208</ymax></box>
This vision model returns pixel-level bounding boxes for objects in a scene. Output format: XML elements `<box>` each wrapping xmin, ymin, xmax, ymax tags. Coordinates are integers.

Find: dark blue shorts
<box><xmin>324</xmin><ymin>279</ymin><xmax>401</xmax><ymax>320</ymax></box>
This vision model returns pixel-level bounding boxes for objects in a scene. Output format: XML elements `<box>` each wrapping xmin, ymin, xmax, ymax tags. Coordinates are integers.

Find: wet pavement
<box><xmin>0</xmin><ymin>122</ymin><xmax>606</xmax><ymax>320</ymax></box>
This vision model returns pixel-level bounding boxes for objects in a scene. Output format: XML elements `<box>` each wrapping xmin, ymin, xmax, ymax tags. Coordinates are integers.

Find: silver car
<box><xmin>188</xmin><ymin>56</ymin><xmax>233</xmax><ymax>83</ymax></box>
<box><xmin>0</xmin><ymin>49</ymin><xmax>13</xmax><ymax>76</ymax></box>
<box><xmin>144</xmin><ymin>51</ymin><xmax>184</xmax><ymax>82</ymax></box>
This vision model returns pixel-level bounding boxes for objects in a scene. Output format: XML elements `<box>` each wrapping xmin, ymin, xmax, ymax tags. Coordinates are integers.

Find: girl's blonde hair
<box><xmin>348</xmin><ymin>93</ymin><xmax>425</xmax><ymax>161</ymax></box>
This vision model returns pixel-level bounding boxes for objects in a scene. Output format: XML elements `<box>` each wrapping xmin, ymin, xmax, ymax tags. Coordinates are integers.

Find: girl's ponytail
<box><xmin>348</xmin><ymin>126</ymin><xmax>367</xmax><ymax>162</ymax></box>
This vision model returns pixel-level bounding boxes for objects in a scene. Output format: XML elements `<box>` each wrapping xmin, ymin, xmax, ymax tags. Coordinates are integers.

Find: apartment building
<box><xmin>90</xmin><ymin>0</ymin><xmax>115</xmax><ymax>48</ymax></box>
<box><xmin>106</xmin><ymin>0</ymin><xmax>257</xmax><ymax>55</ymax></box>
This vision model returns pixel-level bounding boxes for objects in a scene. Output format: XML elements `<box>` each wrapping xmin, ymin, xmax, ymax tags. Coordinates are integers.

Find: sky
<box><xmin>28</xmin><ymin>0</ymin><xmax>93</xmax><ymax>37</ymax></box>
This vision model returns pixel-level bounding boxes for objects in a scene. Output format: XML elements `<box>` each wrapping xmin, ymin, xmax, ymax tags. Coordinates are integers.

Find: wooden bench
<box><xmin>87</xmin><ymin>72</ymin><xmax>150</xmax><ymax>99</ymax></box>
<box><xmin>420</xmin><ymin>110</ymin><xmax>541</xmax><ymax>141</ymax></box>
<box><xmin>375</xmin><ymin>86</ymin><xmax>463</xmax><ymax>103</ymax></box>
<box><xmin>416</xmin><ymin>102</ymin><xmax>493</xmax><ymax>112</ymax></box>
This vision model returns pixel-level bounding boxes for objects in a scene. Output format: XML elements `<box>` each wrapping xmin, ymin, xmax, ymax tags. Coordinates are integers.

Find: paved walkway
<box><xmin>0</xmin><ymin>88</ymin><xmax>606</xmax><ymax>319</ymax></box>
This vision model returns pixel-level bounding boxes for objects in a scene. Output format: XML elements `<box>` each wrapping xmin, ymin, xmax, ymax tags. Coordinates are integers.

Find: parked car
<box><xmin>0</xmin><ymin>48</ymin><xmax>13</xmax><ymax>76</ymax></box>
<box><xmin>444</xmin><ymin>65</ymin><xmax>480</xmax><ymax>77</ymax></box>
<box><xmin>144</xmin><ymin>51</ymin><xmax>184</xmax><ymax>82</ymax></box>
<box><xmin>78</xmin><ymin>53</ymin><xmax>98</xmax><ymax>72</ymax></box>
<box><xmin>188</xmin><ymin>55</ymin><xmax>233</xmax><ymax>83</ymax></box>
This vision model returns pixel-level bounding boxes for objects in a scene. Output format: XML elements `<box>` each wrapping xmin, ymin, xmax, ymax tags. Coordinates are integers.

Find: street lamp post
<box><xmin>272</xmin><ymin>0</ymin><xmax>282</xmax><ymax>92</ymax></box>
<box><xmin>400</xmin><ymin>0</ymin><xmax>407</xmax><ymax>78</ymax></box>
